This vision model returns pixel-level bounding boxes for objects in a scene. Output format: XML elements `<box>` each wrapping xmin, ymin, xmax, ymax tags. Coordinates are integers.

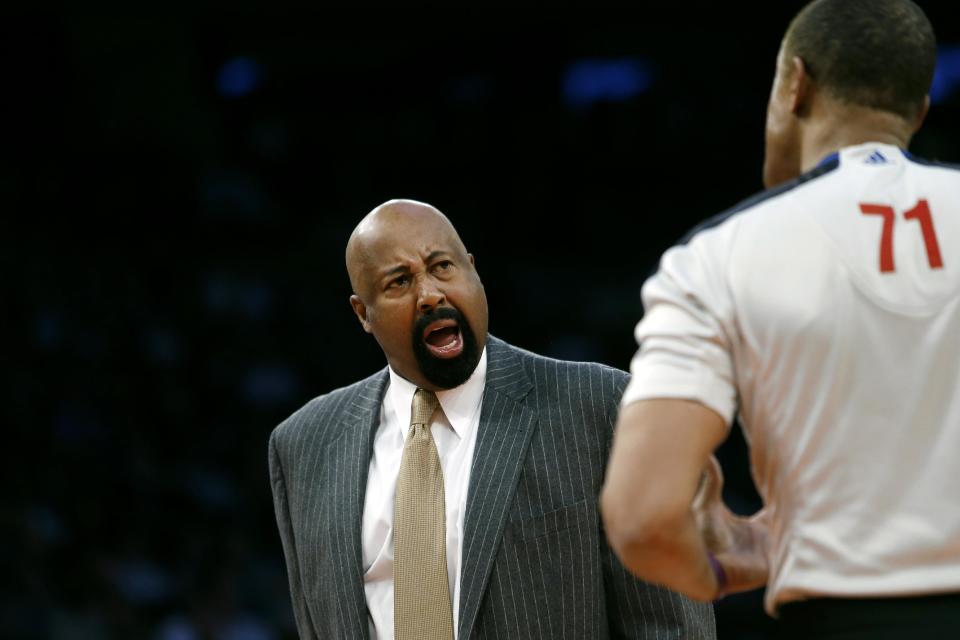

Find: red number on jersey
<box><xmin>859</xmin><ymin>199</ymin><xmax>943</xmax><ymax>273</ymax></box>
<box><xmin>903</xmin><ymin>199</ymin><xmax>944</xmax><ymax>269</ymax></box>
<box><xmin>859</xmin><ymin>204</ymin><xmax>896</xmax><ymax>272</ymax></box>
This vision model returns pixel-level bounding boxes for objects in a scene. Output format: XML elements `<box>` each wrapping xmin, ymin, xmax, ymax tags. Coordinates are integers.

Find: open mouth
<box><xmin>422</xmin><ymin>318</ymin><xmax>464</xmax><ymax>359</ymax></box>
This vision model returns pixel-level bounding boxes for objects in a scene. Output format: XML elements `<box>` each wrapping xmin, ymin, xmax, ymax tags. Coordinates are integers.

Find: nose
<box><xmin>417</xmin><ymin>280</ymin><xmax>445</xmax><ymax>314</ymax></box>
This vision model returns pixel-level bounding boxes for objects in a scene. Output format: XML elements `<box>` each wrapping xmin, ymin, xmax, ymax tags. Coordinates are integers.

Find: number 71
<box><xmin>859</xmin><ymin>199</ymin><xmax>943</xmax><ymax>273</ymax></box>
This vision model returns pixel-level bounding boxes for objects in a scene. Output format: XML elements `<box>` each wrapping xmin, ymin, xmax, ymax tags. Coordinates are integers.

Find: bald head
<box><xmin>346</xmin><ymin>199</ymin><xmax>468</xmax><ymax>298</ymax></box>
<box><xmin>344</xmin><ymin>197</ymin><xmax>488</xmax><ymax>390</ymax></box>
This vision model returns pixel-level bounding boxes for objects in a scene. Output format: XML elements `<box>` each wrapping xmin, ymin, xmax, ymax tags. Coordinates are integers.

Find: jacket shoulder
<box><xmin>497</xmin><ymin>339</ymin><xmax>630</xmax><ymax>403</ymax></box>
<box><xmin>516</xmin><ymin>344</ymin><xmax>628</xmax><ymax>385</ymax></box>
<box><xmin>269</xmin><ymin>369</ymin><xmax>386</xmax><ymax>451</ymax></box>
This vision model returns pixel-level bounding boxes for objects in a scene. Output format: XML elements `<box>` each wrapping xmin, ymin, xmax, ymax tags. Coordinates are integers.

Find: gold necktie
<box><xmin>394</xmin><ymin>388</ymin><xmax>454</xmax><ymax>640</ymax></box>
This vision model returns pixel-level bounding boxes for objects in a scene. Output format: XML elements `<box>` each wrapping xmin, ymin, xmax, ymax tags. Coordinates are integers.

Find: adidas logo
<box><xmin>865</xmin><ymin>150</ymin><xmax>888</xmax><ymax>164</ymax></box>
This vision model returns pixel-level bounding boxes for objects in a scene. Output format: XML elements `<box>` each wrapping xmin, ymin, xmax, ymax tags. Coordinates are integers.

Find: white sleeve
<box><xmin>621</xmin><ymin>221</ymin><xmax>739</xmax><ymax>425</ymax></box>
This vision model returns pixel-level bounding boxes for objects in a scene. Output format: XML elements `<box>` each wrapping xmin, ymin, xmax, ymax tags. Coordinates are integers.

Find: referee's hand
<box><xmin>692</xmin><ymin>456</ymin><xmax>771</xmax><ymax>596</ymax></box>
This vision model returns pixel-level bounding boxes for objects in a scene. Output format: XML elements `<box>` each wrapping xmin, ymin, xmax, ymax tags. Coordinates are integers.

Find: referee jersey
<box><xmin>622</xmin><ymin>142</ymin><xmax>960</xmax><ymax>614</ymax></box>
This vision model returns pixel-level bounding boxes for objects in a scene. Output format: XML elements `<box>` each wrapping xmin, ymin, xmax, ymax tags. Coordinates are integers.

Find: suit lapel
<box><xmin>458</xmin><ymin>337</ymin><xmax>536</xmax><ymax>639</ymax></box>
<box><xmin>324</xmin><ymin>370</ymin><xmax>388</xmax><ymax>639</ymax></box>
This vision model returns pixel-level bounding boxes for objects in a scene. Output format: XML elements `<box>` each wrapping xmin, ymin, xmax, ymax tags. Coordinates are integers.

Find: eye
<box><xmin>387</xmin><ymin>274</ymin><xmax>410</xmax><ymax>290</ymax></box>
<box><xmin>433</xmin><ymin>260</ymin><xmax>453</xmax><ymax>272</ymax></box>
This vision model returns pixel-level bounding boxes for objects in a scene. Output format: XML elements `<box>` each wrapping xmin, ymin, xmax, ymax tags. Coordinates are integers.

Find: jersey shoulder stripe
<box><xmin>902</xmin><ymin>151</ymin><xmax>960</xmax><ymax>172</ymax></box>
<box><xmin>678</xmin><ymin>155</ymin><xmax>841</xmax><ymax>246</ymax></box>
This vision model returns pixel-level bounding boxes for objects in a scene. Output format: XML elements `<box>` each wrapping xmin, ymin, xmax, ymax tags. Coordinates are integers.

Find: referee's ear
<box><xmin>788</xmin><ymin>55</ymin><xmax>813</xmax><ymax>117</ymax></box>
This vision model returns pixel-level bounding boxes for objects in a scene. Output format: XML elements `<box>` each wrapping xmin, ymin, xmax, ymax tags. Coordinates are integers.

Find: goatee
<box><xmin>412</xmin><ymin>307</ymin><xmax>481</xmax><ymax>389</ymax></box>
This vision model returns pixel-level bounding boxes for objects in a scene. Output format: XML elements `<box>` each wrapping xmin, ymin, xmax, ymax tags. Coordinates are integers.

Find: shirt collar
<box><xmin>386</xmin><ymin>347</ymin><xmax>488</xmax><ymax>440</ymax></box>
<box><xmin>817</xmin><ymin>141</ymin><xmax>906</xmax><ymax>169</ymax></box>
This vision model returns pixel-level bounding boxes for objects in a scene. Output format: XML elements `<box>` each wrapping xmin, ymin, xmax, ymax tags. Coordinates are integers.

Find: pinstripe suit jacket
<box><xmin>269</xmin><ymin>336</ymin><xmax>716</xmax><ymax>639</ymax></box>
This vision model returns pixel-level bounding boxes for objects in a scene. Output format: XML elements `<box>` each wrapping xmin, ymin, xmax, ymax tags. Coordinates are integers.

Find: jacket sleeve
<box><xmin>601</xmin><ymin>544</ymin><xmax>717</xmax><ymax>639</ymax></box>
<box><xmin>269</xmin><ymin>430</ymin><xmax>320</xmax><ymax>640</ymax></box>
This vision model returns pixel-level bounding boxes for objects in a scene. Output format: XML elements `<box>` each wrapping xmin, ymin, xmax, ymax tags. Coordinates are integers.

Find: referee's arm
<box><xmin>600</xmin><ymin>398</ymin><xmax>729</xmax><ymax>601</ymax></box>
<box><xmin>600</xmin><ymin>218</ymin><xmax>768</xmax><ymax>602</ymax></box>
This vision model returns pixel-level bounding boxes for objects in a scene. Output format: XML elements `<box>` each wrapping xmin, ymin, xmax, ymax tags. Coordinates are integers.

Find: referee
<box><xmin>600</xmin><ymin>0</ymin><xmax>960</xmax><ymax>638</ymax></box>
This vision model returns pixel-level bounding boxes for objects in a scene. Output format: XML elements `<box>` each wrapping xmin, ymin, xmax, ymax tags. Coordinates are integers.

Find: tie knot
<box><xmin>411</xmin><ymin>388</ymin><xmax>440</xmax><ymax>426</ymax></box>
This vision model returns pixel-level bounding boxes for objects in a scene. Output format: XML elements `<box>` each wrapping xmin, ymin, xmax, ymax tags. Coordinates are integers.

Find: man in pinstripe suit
<box><xmin>268</xmin><ymin>199</ymin><xmax>715</xmax><ymax>639</ymax></box>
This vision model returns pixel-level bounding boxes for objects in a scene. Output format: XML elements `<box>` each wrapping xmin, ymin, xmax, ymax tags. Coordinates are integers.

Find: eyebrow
<box><xmin>425</xmin><ymin>250</ymin><xmax>451</xmax><ymax>263</ymax></box>
<box><xmin>379</xmin><ymin>251</ymin><xmax>453</xmax><ymax>279</ymax></box>
<box><xmin>381</xmin><ymin>265</ymin><xmax>410</xmax><ymax>279</ymax></box>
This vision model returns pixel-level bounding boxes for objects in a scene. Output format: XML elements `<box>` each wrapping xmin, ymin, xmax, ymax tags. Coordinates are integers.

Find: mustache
<box><xmin>413</xmin><ymin>306</ymin><xmax>464</xmax><ymax>338</ymax></box>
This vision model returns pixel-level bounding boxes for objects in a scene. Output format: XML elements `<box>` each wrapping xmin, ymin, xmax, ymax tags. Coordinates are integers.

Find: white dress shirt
<box><xmin>362</xmin><ymin>348</ymin><xmax>487</xmax><ymax>639</ymax></box>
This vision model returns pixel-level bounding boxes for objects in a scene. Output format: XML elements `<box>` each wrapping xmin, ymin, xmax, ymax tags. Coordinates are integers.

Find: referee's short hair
<box><xmin>784</xmin><ymin>0</ymin><xmax>936</xmax><ymax>119</ymax></box>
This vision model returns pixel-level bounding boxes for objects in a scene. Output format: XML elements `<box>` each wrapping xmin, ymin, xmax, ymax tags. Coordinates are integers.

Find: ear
<box><xmin>350</xmin><ymin>294</ymin><xmax>373</xmax><ymax>333</ymax></box>
<box><xmin>467</xmin><ymin>253</ymin><xmax>475</xmax><ymax>267</ymax></box>
<box><xmin>788</xmin><ymin>55</ymin><xmax>812</xmax><ymax>116</ymax></box>
<box><xmin>912</xmin><ymin>95</ymin><xmax>930</xmax><ymax>133</ymax></box>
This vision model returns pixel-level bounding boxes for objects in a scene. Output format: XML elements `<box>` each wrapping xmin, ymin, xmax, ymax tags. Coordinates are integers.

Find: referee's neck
<box><xmin>798</xmin><ymin>100</ymin><xmax>923</xmax><ymax>174</ymax></box>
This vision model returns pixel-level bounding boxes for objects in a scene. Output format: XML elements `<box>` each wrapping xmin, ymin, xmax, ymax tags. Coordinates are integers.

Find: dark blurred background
<box><xmin>5</xmin><ymin>3</ymin><xmax>960</xmax><ymax>639</ymax></box>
